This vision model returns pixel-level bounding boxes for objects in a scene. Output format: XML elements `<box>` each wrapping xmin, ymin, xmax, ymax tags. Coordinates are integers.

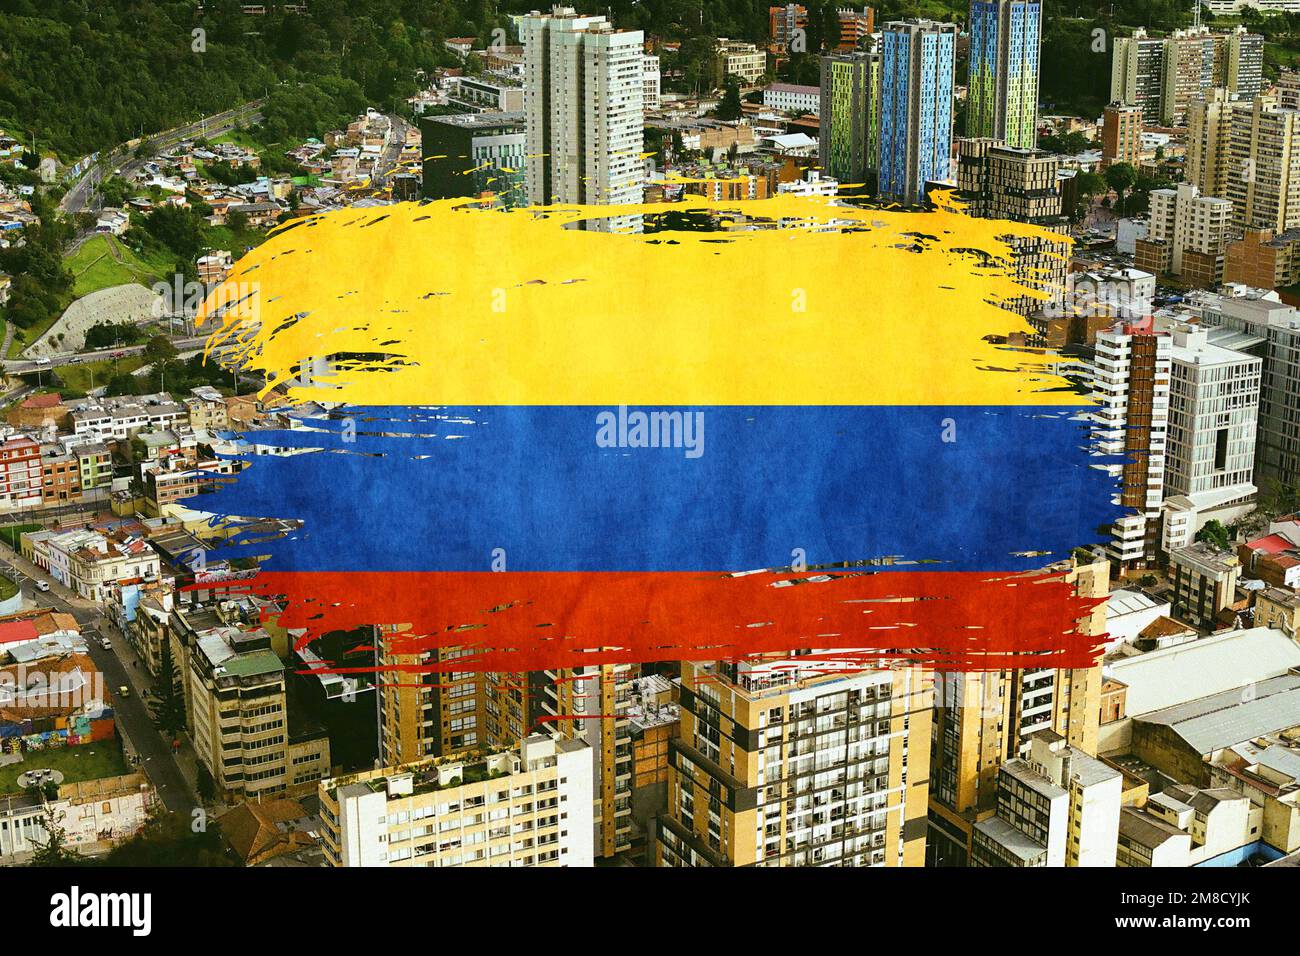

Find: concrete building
<box><xmin>521</xmin><ymin>7</ymin><xmax>644</xmax><ymax>232</ymax></box>
<box><xmin>656</xmin><ymin>655</ymin><xmax>931</xmax><ymax>867</ymax></box>
<box><xmin>971</xmin><ymin>730</ymin><xmax>1123</xmax><ymax>867</ymax></box>
<box><xmin>1102</xmin><ymin>102</ymin><xmax>1143</xmax><ymax>167</ymax></box>
<box><xmin>24</xmin><ymin>529</ymin><xmax>160</xmax><ymax>603</ymax></box>
<box><xmin>421</xmin><ymin>111</ymin><xmax>527</xmax><ymax>208</ymax></box>
<box><xmin>928</xmin><ymin>559</ymin><xmax>1111</xmax><ymax>865</ymax></box>
<box><xmin>966</xmin><ymin>0</ymin><xmax>1041</xmax><ymax>150</ymax></box>
<box><xmin>819</xmin><ymin>50</ymin><xmax>880</xmax><ymax>187</ymax></box>
<box><xmin>763</xmin><ymin>81</ymin><xmax>819</xmax><ymax>114</ymax></box>
<box><xmin>319</xmin><ymin>734</ymin><xmax>594</xmax><ymax>867</ymax></box>
<box><xmin>1224</xmin><ymin>226</ymin><xmax>1300</xmax><ymax>289</ymax></box>
<box><xmin>0</xmin><ymin>435</ymin><xmax>42</xmax><ymax>512</ymax></box>
<box><xmin>1199</xmin><ymin>295</ymin><xmax>1300</xmax><ymax>485</ymax></box>
<box><xmin>643</xmin><ymin>54</ymin><xmax>660</xmax><ymax>110</ymax></box>
<box><xmin>1136</xmin><ymin>183</ymin><xmax>1232</xmax><ymax>287</ymax></box>
<box><xmin>955</xmin><ymin>139</ymin><xmax>1068</xmax><ymax>320</ymax></box>
<box><xmin>1169</xmin><ymin>541</ymin><xmax>1243</xmax><ymax>627</ymax></box>
<box><xmin>1227</xmin><ymin>93</ymin><xmax>1300</xmax><ymax>234</ymax></box>
<box><xmin>1118</xmin><ymin>784</ymin><xmax>1260</xmax><ymax>866</ymax></box>
<box><xmin>1110</xmin><ymin>28</ymin><xmax>1166</xmax><ymax>126</ymax></box>
<box><xmin>717</xmin><ymin>39</ymin><xmax>767</xmax><ymax>85</ymax></box>
<box><xmin>1091</xmin><ymin>320</ymin><xmax>1172</xmax><ymax>569</ymax></box>
<box><xmin>1163</xmin><ymin>325</ymin><xmax>1260</xmax><ymax>520</ymax></box>
<box><xmin>174</xmin><ymin>606</ymin><xmax>331</xmax><ymax>801</ymax></box>
<box><xmin>878</xmin><ymin>20</ymin><xmax>957</xmax><ymax>203</ymax></box>
<box><xmin>1186</xmin><ymin>88</ymin><xmax>1236</xmax><ymax>198</ymax></box>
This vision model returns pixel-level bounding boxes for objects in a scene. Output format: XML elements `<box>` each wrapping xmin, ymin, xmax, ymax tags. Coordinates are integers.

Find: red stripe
<box><xmin>221</xmin><ymin>569</ymin><xmax>1105</xmax><ymax>672</ymax></box>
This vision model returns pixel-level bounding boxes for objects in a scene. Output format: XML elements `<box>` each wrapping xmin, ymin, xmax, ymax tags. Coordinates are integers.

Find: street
<box><xmin>0</xmin><ymin>543</ymin><xmax>197</xmax><ymax>815</ymax></box>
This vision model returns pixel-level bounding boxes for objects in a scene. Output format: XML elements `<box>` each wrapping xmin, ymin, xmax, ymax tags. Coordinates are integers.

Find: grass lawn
<box><xmin>0</xmin><ymin>523</ymin><xmax>40</xmax><ymax>549</ymax></box>
<box><xmin>0</xmin><ymin>741</ymin><xmax>130</xmax><ymax>795</ymax></box>
<box><xmin>55</xmin><ymin>355</ymin><xmax>147</xmax><ymax>393</ymax></box>
<box><xmin>0</xmin><ymin>573</ymin><xmax>16</xmax><ymax>601</ymax></box>
<box><xmin>65</xmin><ymin>234</ymin><xmax>172</xmax><ymax>298</ymax></box>
<box><xmin>5</xmin><ymin>308</ymin><xmax>64</xmax><ymax>358</ymax></box>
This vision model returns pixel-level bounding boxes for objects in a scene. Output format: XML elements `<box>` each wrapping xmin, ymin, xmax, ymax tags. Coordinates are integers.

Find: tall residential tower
<box><xmin>966</xmin><ymin>0</ymin><xmax>1041</xmax><ymax>149</ymax></box>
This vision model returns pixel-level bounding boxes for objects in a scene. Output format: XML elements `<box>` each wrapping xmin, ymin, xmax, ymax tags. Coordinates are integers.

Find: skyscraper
<box><xmin>1227</xmin><ymin>93</ymin><xmax>1300</xmax><ymax>234</ymax></box>
<box><xmin>878</xmin><ymin>19</ymin><xmax>958</xmax><ymax>203</ymax></box>
<box><xmin>521</xmin><ymin>6</ymin><xmax>644</xmax><ymax>233</ymax></box>
<box><xmin>818</xmin><ymin>49</ymin><xmax>880</xmax><ymax>189</ymax></box>
<box><xmin>966</xmin><ymin>0</ymin><xmax>1041</xmax><ymax>149</ymax></box>
<box><xmin>656</xmin><ymin>655</ymin><xmax>932</xmax><ymax>867</ymax></box>
<box><xmin>1110</xmin><ymin>28</ymin><xmax>1166</xmax><ymax>125</ymax></box>
<box><xmin>1185</xmin><ymin>88</ymin><xmax>1235</xmax><ymax>198</ymax></box>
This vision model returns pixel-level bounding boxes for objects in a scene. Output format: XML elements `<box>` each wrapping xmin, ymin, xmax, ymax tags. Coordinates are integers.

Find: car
<box><xmin>68</xmin><ymin>356</ymin><xmax>83</xmax><ymax>364</ymax></box>
<box><xmin>34</xmin><ymin>580</ymin><xmax>50</xmax><ymax>592</ymax></box>
<box><xmin>117</xmin><ymin>685</ymin><xmax>130</xmax><ymax>699</ymax></box>
<box><xmin>99</xmin><ymin>637</ymin><xmax>112</xmax><ymax>650</ymax></box>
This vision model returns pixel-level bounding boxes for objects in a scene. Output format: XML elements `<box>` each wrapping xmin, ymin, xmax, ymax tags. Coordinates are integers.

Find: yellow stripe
<box><xmin>199</xmin><ymin>194</ymin><xmax>1080</xmax><ymax>407</ymax></box>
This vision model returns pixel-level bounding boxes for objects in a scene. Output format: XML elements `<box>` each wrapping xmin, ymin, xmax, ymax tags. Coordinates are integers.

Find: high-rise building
<box><xmin>1102</xmin><ymin>102</ymin><xmax>1143</xmax><ymax>167</ymax></box>
<box><xmin>1164</xmin><ymin>323</ymin><xmax>1261</xmax><ymax>504</ymax></box>
<box><xmin>966</xmin><ymin>0</ymin><xmax>1041</xmax><ymax>149</ymax></box>
<box><xmin>1199</xmin><ymin>294</ymin><xmax>1300</xmax><ymax>486</ymax></box>
<box><xmin>818</xmin><ymin>50</ymin><xmax>880</xmax><ymax>187</ymax></box>
<box><xmin>1136</xmin><ymin>183</ymin><xmax>1232</xmax><ymax>287</ymax></box>
<box><xmin>878</xmin><ymin>19</ymin><xmax>957</xmax><ymax>203</ymax></box>
<box><xmin>970</xmin><ymin>730</ymin><xmax>1123</xmax><ymax>867</ymax></box>
<box><xmin>927</xmin><ymin>558</ymin><xmax>1110</xmax><ymax>866</ymax></box>
<box><xmin>1091</xmin><ymin>319</ymin><xmax>1173</xmax><ymax>570</ymax></box>
<box><xmin>1111</xmin><ymin>26</ymin><xmax>1263</xmax><ymax>128</ymax></box>
<box><xmin>1186</xmin><ymin>88</ymin><xmax>1236</xmax><ymax>198</ymax></box>
<box><xmin>1227</xmin><ymin>93</ymin><xmax>1300</xmax><ymax>234</ymax></box>
<box><xmin>319</xmin><ymin>734</ymin><xmax>595</xmax><ymax>867</ymax></box>
<box><xmin>656</xmin><ymin>655</ymin><xmax>932</xmax><ymax>867</ymax></box>
<box><xmin>955</xmin><ymin>138</ymin><xmax>1068</xmax><ymax>319</ymax></box>
<box><xmin>521</xmin><ymin>6</ymin><xmax>644</xmax><ymax>233</ymax></box>
<box><xmin>1110</xmin><ymin>28</ymin><xmax>1166</xmax><ymax>125</ymax></box>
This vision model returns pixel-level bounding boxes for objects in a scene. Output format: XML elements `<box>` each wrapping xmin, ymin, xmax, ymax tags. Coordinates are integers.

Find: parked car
<box><xmin>99</xmin><ymin>637</ymin><xmax>112</xmax><ymax>650</ymax></box>
<box><xmin>35</xmin><ymin>580</ymin><xmax>50</xmax><ymax>592</ymax></box>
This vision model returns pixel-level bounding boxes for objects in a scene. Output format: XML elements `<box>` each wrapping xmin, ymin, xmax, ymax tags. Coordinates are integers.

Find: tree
<box><xmin>149</xmin><ymin>637</ymin><xmax>188</xmax><ymax>738</ymax></box>
<box><xmin>1195</xmin><ymin>519</ymin><xmax>1232</xmax><ymax>552</ymax></box>
<box><xmin>1105</xmin><ymin>163</ymin><xmax>1137</xmax><ymax>217</ymax></box>
<box><xmin>196</xmin><ymin>763</ymin><xmax>217</xmax><ymax>803</ymax></box>
<box><xmin>27</xmin><ymin>806</ymin><xmax>76</xmax><ymax>867</ymax></box>
<box><xmin>716</xmin><ymin>78</ymin><xmax>742</xmax><ymax>121</ymax></box>
<box><xmin>142</xmin><ymin>334</ymin><xmax>178</xmax><ymax>365</ymax></box>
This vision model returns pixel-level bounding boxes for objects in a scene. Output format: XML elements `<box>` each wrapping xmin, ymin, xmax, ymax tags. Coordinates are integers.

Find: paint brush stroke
<box><xmin>237</xmin><ymin>569</ymin><xmax>1105</xmax><ymax>672</ymax></box>
<box><xmin>196</xmin><ymin>194</ymin><xmax>1074</xmax><ymax>407</ymax></box>
<box><xmin>194</xmin><ymin>405</ymin><xmax>1118</xmax><ymax>573</ymax></box>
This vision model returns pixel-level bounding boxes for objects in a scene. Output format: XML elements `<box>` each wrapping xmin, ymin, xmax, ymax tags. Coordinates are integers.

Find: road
<box><xmin>374</xmin><ymin>113</ymin><xmax>412</xmax><ymax>184</ymax></box>
<box><xmin>2</xmin><ymin>336</ymin><xmax>210</xmax><ymax>374</ymax></box>
<box><xmin>61</xmin><ymin>101</ymin><xmax>264</xmax><ymax>217</ymax></box>
<box><xmin>0</xmin><ymin>547</ymin><xmax>196</xmax><ymax>815</ymax></box>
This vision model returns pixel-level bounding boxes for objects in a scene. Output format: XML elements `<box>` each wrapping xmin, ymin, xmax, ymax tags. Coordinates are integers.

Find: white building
<box><xmin>1146</xmin><ymin>183</ymin><xmax>1232</xmax><ymax>279</ymax></box>
<box><xmin>643</xmin><ymin>54</ymin><xmax>661</xmax><ymax>110</ymax></box>
<box><xmin>1161</xmin><ymin>324</ymin><xmax>1261</xmax><ymax>547</ymax></box>
<box><xmin>1091</xmin><ymin>322</ymin><xmax>1172</xmax><ymax>569</ymax></box>
<box><xmin>522</xmin><ymin>6</ymin><xmax>644</xmax><ymax>233</ymax></box>
<box><xmin>971</xmin><ymin>730</ymin><xmax>1123</xmax><ymax>867</ymax></box>
<box><xmin>320</xmin><ymin>734</ymin><xmax>594</xmax><ymax>867</ymax></box>
<box><xmin>763</xmin><ymin>82</ymin><xmax>820</xmax><ymax>114</ymax></box>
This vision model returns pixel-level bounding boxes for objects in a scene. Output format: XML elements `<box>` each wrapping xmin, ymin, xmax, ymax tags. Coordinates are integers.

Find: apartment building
<box><xmin>966</xmin><ymin>0</ymin><xmax>1041</xmax><ymax>150</ymax></box>
<box><xmin>819</xmin><ymin>50</ymin><xmax>880</xmax><ymax>187</ymax></box>
<box><xmin>1102</xmin><ymin>102</ymin><xmax>1143</xmax><ymax>167</ymax></box>
<box><xmin>0</xmin><ymin>435</ymin><xmax>42</xmax><ymax>511</ymax></box>
<box><xmin>521</xmin><ymin>6</ymin><xmax>644</xmax><ymax>232</ymax></box>
<box><xmin>1198</xmin><ymin>295</ymin><xmax>1300</xmax><ymax>485</ymax></box>
<box><xmin>970</xmin><ymin>730</ymin><xmax>1122</xmax><ymax>867</ymax></box>
<box><xmin>1117</xmin><ymin>785</ymin><xmax>1260</xmax><ymax>866</ymax></box>
<box><xmin>1164</xmin><ymin>324</ymin><xmax>1260</xmax><ymax>512</ymax></box>
<box><xmin>717</xmin><ymin>39</ymin><xmax>767</xmax><ymax>85</ymax></box>
<box><xmin>656</xmin><ymin>655</ymin><xmax>931</xmax><ymax>867</ymax></box>
<box><xmin>878</xmin><ymin>19</ymin><xmax>957</xmax><ymax>203</ymax></box>
<box><xmin>24</xmin><ymin>529</ymin><xmax>161</xmax><ymax>603</ymax></box>
<box><xmin>1185</xmin><ymin>88</ymin><xmax>1235</xmax><ymax>197</ymax></box>
<box><xmin>1224</xmin><ymin>226</ymin><xmax>1300</xmax><ymax>288</ymax></box>
<box><xmin>1227</xmin><ymin>93</ymin><xmax>1300</xmax><ymax>233</ymax></box>
<box><xmin>319</xmin><ymin>734</ymin><xmax>594</xmax><ymax>867</ymax></box>
<box><xmin>1091</xmin><ymin>321</ymin><xmax>1172</xmax><ymax>569</ymax></box>
<box><xmin>1136</xmin><ymin>183</ymin><xmax>1231</xmax><ymax>287</ymax></box>
<box><xmin>1110</xmin><ymin>29</ymin><xmax>1166</xmax><ymax>125</ymax></box>
<box><xmin>927</xmin><ymin>558</ymin><xmax>1110</xmax><ymax>865</ymax></box>
<box><xmin>1169</xmin><ymin>542</ymin><xmax>1242</xmax><ymax>627</ymax></box>
<box><xmin>1111</xmin><ymin>26</ymin><xmax>1262</xmax><ymax>128</ymax></box>
<box><xmin>175</xmin><ymin>607</ymin><xmax>330</xmax><ymax>801</ymax></box>
<box><xmin>956</xmin><ymin>138</ymin><xmax>1068</xmax><ymax>320</ymax></box>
